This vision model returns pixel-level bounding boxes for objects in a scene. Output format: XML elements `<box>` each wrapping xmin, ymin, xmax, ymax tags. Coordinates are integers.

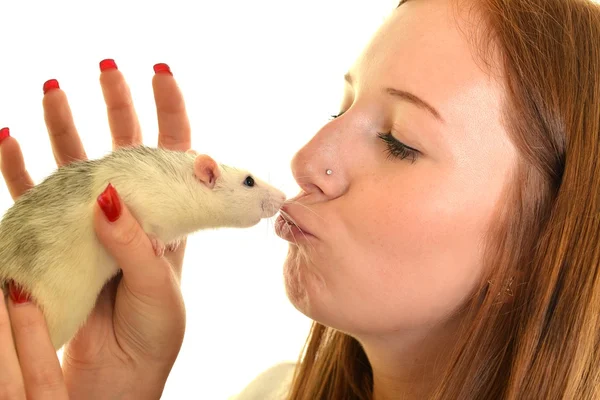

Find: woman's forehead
<box><xmin>346</xmin><ymin>0</ymin><xmax>507</xmax><ymax>153</ymax></box>
<box><xmin>351</xmin><ymin>0</ymin><xmax>483</xmax><ymax>89</ymax></box>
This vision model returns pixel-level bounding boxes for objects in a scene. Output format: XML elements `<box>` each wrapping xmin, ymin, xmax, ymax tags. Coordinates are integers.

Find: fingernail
<box><xmin>100</xmin><ymin>58</ymin><xmax>118</xmax><ymax>71</ymax></box>
<box><xmin>0</xmin><ymin>127</ymin><xmax>10</xmax><ymax>143</ymax></box>
<box><xmin>43</xmin><ymin>79</ymin><xmax>60</xmax><ymax>95</ymax></box>
<box><xmin>97</xmin><ymin>183</ymin><xmax>122</xmax><ymax>222</ymax></box>
<box><xmin>8</xmin><ymin>280</ymin><xmax>30</xmax><ymax>304</ymax></box>
<box><xmin>153</xmin><ymin>63</ymin><xmax>173</xmax><ymax>76</ymax></box>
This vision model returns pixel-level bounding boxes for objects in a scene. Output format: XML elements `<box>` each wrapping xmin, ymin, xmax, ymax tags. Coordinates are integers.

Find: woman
<box><xmin>2</xmin><ymin>0</ymin><xmax>600</xmax><ymax>398</ymax></box>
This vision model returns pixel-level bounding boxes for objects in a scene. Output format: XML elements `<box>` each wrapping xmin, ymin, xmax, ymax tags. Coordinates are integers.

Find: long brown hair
<box><xmin>285</xmin><ymin>0</ymin><xmax>600</xmax><ymax>398</ymax></box>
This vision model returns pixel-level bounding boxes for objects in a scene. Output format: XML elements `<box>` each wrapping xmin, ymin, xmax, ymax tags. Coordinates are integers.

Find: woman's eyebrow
<box><xmin>344</xmin><ymin>73</ymin><xmax>446</xmax><ymax>124</ymax></box>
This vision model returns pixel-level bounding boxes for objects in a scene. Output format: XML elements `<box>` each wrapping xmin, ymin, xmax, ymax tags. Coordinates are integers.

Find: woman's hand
<box><xmin>0</xmin><ymin>284</ymin><xmax>69</xmax><ymax>399</ymax></box>
<box><xmin>0</xmin><ymin>60</ymin><xmax>192</xmax><ymax>399</ymax></box>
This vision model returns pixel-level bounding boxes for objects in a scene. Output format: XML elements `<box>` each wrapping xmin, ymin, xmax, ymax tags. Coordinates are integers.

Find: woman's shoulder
<box><xmin>229</xmin><ymin>361</ymin><xmax>297</xmax><ymax>400</ymax></box>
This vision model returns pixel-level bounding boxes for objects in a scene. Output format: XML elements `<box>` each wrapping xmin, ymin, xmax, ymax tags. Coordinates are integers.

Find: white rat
<box><xmin>0</xmin><ymin>145</ymin><xmax>286</xmax><ymax>350</ymax></box>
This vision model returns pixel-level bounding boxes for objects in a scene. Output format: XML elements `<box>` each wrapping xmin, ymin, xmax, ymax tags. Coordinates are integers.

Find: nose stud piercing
<box><xmin>326</xmin><ymin>169</ymin><xmax>333</xmax><ymax>175</ymax></box>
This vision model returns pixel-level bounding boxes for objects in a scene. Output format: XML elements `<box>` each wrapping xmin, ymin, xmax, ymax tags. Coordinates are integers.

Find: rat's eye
<box><xmin>244</xmin><ymin>176</ymin><xmax>255</xmax><ymax>187</ymax></box>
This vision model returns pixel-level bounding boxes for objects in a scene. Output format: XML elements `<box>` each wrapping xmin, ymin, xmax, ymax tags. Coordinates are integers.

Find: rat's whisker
<box><xmin>282</xmin><ymin>211</ymin><xmax>302</xmax><ymax>248</ymax></box>
<box><xmin>264</xmin><ymin>214</ymin><xmax>269</xmax><ymax>238</ymax></box>
<box><xmin>283</xmin><ymin>200</ymin><xmax>325</xmax><ymax>222</ymax></box>
<box><xmin>267</xmin><ymin>203</ymin><xmax>276</xmax><ymax>236</ymax></box>
<box><xmin>288</xmin><ymin>225</ymin><xmax>299</xmax><ymax>247</ymax></box>
<box><xmin>293</xmin><ymin>176</ymin><xmax>313</xmax><ymax>182</ymax></box>
<box><xmin>279</xmin><ymin>210</ymin><xmax>316</xmax><ymax>253</ymax></box>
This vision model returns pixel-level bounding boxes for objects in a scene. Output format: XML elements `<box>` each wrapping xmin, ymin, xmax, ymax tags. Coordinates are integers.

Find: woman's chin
<box><xmin>282</xmin><ymin>253</ymin><xmax>306</xmax><ymax>306</ymax></box>
<box><xmin>282</xmin><ymin>247</ymin><xmax>330</xmax><ymax>322</ymax></box>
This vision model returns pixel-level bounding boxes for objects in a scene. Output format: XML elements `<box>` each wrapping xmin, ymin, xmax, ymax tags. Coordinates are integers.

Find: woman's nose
<box><xmin>290</xmin><ymin>128</ymin><xmax>348</xmax><ymax>200</ymax></box>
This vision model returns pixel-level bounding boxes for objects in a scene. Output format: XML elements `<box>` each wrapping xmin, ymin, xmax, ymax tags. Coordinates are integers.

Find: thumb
<box><xmin>93</xmin><ymin>183</ymin><xmax>177</xmax><ymax>298</ymax></box>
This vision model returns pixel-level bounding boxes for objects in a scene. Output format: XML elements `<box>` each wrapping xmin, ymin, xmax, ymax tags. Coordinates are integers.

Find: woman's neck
<box><xmin>359</xmin><ymin>314</ymin><xmax>465</xmax><ymax>400</ymax></box>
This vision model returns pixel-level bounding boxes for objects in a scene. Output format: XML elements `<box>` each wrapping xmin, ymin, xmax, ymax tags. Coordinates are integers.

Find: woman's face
<box><xmin>277</xmin><ymin>0</ymin><xmax>516</xmax><ymax>337</ymax></box>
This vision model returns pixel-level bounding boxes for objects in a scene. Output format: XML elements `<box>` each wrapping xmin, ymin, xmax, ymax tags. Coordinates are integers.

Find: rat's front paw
<box><xmin>148</xmin><ymin>234</ymin><xmax>166</xmax><ymax>257</ymax></box>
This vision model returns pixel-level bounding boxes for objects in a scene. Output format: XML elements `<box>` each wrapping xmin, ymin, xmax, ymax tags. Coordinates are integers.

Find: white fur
<box><xmin>0</xmin><ymin>147</ymin><xmax>286</xmax><ymax>350</ymax></box>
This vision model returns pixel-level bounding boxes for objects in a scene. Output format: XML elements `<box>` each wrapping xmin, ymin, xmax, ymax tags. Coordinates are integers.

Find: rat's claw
<box><xmin>165</xmin><ymin>239</ymin><xmax>181</xmax><ymax>253</ymax></box>
<box><xmin>148</xmin><ymin>234</ymin><xmax>166</xmax><ymax>257</ymax></box>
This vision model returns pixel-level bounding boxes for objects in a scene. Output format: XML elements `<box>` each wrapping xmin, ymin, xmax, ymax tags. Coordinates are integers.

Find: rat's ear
<box><xmin>193</xmin><ymin>154</ymin><xmax>221</xmax><ymax>189</ymax></box>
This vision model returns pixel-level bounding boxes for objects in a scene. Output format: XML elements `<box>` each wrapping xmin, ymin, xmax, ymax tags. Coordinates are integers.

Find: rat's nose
<box><xmin>261</xmin><ymin>191</ymin><xmax>286</xmax><ymax>218</ymax></box>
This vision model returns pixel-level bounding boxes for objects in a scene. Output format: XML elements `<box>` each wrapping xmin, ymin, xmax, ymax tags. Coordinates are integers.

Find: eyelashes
<box><xmin>329</xmin><ymin>112</ymin><xmax>420</xmax><ymax>163</ymax></box>
<box><xmin>376</xmin><ymin>132</ymin><xmax>419</xmax><ymax>164</ymax></box>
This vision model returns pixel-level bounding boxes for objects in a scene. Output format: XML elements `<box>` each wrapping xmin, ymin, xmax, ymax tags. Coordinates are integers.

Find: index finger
<box><xmin>152</xmin><ymin>63</ymin><xmax>192</xmax><ymax>151</ymax></box>
<box><xmin>42</xmin><ymin>81</ymin><xmax>88</xmax><ymax>167</ymax></box>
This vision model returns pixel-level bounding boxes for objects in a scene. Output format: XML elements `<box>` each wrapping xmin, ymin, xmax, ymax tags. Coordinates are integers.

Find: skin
<box><xmin>281</xmin><ymin>0</ymin><xmax>516</xmax><ymax>398</ymax></box>
<box><xmin>0</xmin><ymin>65</ymin><xmax>190</xmax><ymax>398</ymax></box>
<box><xmin>0</xmin><ymin>0</ymin><xmax>516</xmax><ymax>398</ymax></box>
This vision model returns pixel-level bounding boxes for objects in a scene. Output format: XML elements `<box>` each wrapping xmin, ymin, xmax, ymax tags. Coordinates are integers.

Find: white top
<box><xmin>229</xmin><ymin>362</ymin><xmax>296</xmax><ymax>400</ymax></box>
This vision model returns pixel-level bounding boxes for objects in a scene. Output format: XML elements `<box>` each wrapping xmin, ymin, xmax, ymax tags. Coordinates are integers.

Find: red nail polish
<box><xmin>97</xmin><ymin>183</ymin><xmax>122</xmax><ymax>222</ymax></box>
<box><xmin>8</xmin><ymin>280</ymin><xmax>30</xmax><ymax>304</ymax></box>
<box><xmin>43</xmin><ymin>79</ymin><xmax>60</xmax><ymax>95</ymax></box>
<box><xmin>99</xmin><ymin>59</ymin><xmax>118</xmax><ymax>71</ymax></box>
<box><xmin>0</xmin><ymin>127</ymin><xmax>9</xmax><ymax>143</ymax></box>
<box><xmin>153</xmin><ymin>63</ymin><xmax>173</xmax><ymax>76</ymax></box>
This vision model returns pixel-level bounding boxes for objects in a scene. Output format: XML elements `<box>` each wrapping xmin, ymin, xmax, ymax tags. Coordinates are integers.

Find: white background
<box><xmin>0</xmin><ymin>1</ymin><xmax>398</xmax><ymax>398</ymax></box>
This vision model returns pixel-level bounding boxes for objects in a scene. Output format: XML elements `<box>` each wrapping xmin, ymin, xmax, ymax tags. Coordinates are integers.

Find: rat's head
<box><xmin>191</xmin><ymin>151</ymin><xmax>286</xmax><ymax>228</ymax></box>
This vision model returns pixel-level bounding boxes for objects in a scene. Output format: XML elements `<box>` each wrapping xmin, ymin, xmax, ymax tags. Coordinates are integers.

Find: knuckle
<box><xmin>106</xmin><ymin>96</ymin><xmax>133</xmax><ymax>111</ymax></box>
<box><xmin>113</xmin><ymin>137</ymin><xmax>133</xmax><ymax>148</ymax></box>
<box><xmin>157</xmin><ymin>96</ymin><xmax>184</xmax><ymax>114</ymax></box>
<box><xmin>113</xmin><ymin>219</ymin><xmax>144</xmax><ymax>249</ymax></box>
<box><xmin>49</xmin><ymin>127</ymin><xmax>70</xmax><ymax>139</ymax></box>
<box><xmin>12</xmin><ymin>312</ymin><xmax>45</xmax><ymax>335</ymax></box>
<box><xmin>27</xmin><ymin>363</ymin><xmax>63</xmax><ymax>392</ymax></box>
<box><xmin>6</xmin><ymin>168</ymin><xmax>27</xmax><ymax>186</ymax></box>
<box><xmin>158</xmin><ymin>131</ymin><xmax>179</xmax><ymax>145</ymax></box>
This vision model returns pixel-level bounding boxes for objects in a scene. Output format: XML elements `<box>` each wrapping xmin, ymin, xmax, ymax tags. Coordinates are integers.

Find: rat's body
<box><xmin>0</xmin><ymin>146</ymin><xmax>286</xmax><ymax>350</ymax></box>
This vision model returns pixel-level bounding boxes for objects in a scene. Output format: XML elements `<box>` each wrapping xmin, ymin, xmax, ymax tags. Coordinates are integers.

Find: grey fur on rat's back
<box><xmin>0</xmin><ymin>145</ymin><xmax>286</xmax><ymax>350</ymax></box>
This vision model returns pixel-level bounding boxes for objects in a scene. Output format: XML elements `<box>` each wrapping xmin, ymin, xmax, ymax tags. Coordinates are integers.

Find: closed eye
<box><xmin>377</xmin><ymin>132</ymin><xmax>420</xmax><ymax>164</ymax></box>
<box><xmin>330</xmin><ymin>112</ymin><xmax>421</xmax><ymax>164</ymax></box>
